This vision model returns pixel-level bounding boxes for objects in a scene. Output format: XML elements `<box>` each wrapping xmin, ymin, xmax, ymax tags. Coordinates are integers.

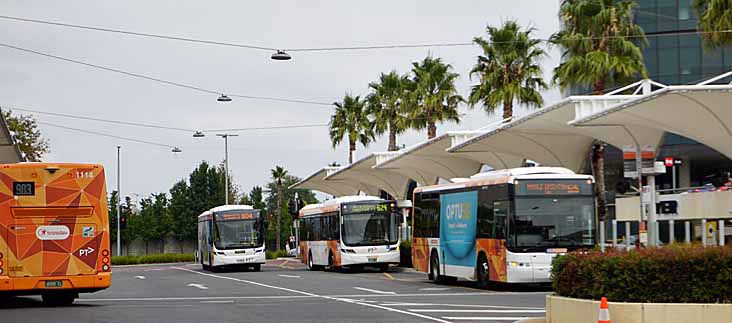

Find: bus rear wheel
<box><xmin>42</xmin><ymin>292</ymin><xmax>76</xmax><ymax>306</ymax></box>
<box><xmin>429</xmin><ymin>253</ymin><xmax>438</xmax><ymax>281</ymax></box>
<box><xmin>252</xmin><ymin>264</ymin><xmax>261</xmax><ymax>272</ymax></box>
<box><xmin>308</xmin><ymin>251</ymin><xmax>318</xmax><ymax>271</ymax></box>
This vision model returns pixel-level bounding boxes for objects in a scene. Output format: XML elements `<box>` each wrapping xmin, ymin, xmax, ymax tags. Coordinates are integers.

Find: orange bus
<box><xmin>0</xmin><ymin>163</ymin><xmax>111</xmax><ymax>305</ymax></box>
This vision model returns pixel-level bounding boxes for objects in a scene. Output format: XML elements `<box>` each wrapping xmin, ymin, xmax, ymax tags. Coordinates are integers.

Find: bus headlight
<box><xmin>388</xmin><ymin>246</ymin><xmax>398</xmax><ymax>252</ymax></box>
<box><xmin>340</xmin><ymin>248</ymin><xmax>356</xmax><ymax>253</ymax></box>
<box><xmin>510</xmin><ymin>261</ymin><xmax>530</xmax><ymax>268</ymax></box>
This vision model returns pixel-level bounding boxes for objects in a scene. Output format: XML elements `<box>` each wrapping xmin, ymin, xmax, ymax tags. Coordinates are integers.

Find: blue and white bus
<box><xmin>197</xmin><ymin>205</ymin><xmax>266</xmax><ymax>272</ymax></box>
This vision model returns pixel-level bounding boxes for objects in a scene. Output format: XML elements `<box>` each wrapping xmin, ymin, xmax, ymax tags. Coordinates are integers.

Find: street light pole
<box><xmin>216</xmin><ymin>134</ymin><xmax>238</xmax><ymax>205</ymax></box>
<box><xmin>116</xmin><ymin>146</ymin><xmax>121</xmax><ymax>256</ymax></box>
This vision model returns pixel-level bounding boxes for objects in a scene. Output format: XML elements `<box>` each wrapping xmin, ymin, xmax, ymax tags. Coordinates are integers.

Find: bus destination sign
<box><xmin>343</xmin><ymin>203</ymin><xmax>394</xmax><ymax>214</ymax></box>
<box><xmin>517</xmin><ymin>180</ymin><xmax>592</xmax><ymax>195</ymax></box>
<box><xmin>216</xmin><ymin>212</ymin><xmax>258</xmax><ymax>221</ymax></box>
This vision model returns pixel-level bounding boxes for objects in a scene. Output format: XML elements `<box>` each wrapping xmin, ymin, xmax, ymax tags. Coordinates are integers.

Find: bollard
<box><xmin>611</xmin><ymin>220</ymin><xmax>617</xmax><ymax>247</ymax></box>
<box><xmin>669</xmin><ymin>220</ymin><xmax>675</xmax><ymax>244</ymax></box>
<box><xmin>720</xmin><ymin>220</ymin><xmax>726</xmax><ymax>246</ymax></box>
<box><xmin>600</xmin><ymin>221</ymin><xmax>606</xmax><ymax>251</ymax></box>
<box><xmin>702</xmin><ymin>219</ymin><xmax>707</xmax><ymax>247</ymax></box>
<box><xmin>625</xmin><ymin>222</ymin><xmax>631</xmax><ymax>249</ymax></box>
<box><xmin>685</xmin><ymin>221</ymin><xmax>691</xmax><ymax>244</ymax></box>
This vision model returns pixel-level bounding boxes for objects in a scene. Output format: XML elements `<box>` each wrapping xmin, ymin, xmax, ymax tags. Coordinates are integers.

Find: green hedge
<box><xmin>112</xmin><ymin>253</ymin><xmax>195</xmax><ymax>266</ymax></box>
<box><xmin>552</xmin><ymin>246</ymin><xmax>732</xmax><ymax>303</ymax></box>
<box><xmin>265</xmin><ymin>250</ymin><xmax>289</xmax><ymax>260</ymax></box>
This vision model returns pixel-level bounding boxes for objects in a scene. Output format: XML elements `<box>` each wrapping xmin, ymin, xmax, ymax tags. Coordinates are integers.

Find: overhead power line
<box><xmin>38</xmin><ymin>121</ymin><xmax>177</xmax><ymax>148</ymax></box>
<box><xmin>2</xmin><ymin>14</ymin><xmax>732</xmax><ymax>52</ymax></box>
<box><xmin>5</xmin><ymin>105</ymin><xmax>330</xmax><ymax>132</ymax></box>
<box><xmin>0</xmin><ymin>41</ymin><xmax>332</xmax><ymax>106</ymax></box>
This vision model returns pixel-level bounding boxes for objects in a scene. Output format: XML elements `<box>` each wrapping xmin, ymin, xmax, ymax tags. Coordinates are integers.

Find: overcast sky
<box><xmin>0</xmin><ymin>0</ymin><xmax>562</xmax><ymax>201</ymax></box>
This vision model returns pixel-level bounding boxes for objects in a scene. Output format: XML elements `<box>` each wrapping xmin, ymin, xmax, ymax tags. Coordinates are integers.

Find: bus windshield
<box><xmin>342</xmin><ymin>212</ymin><xmax>399</xmax><ymax>246</ymax></box>
<box><xmin>511</xmin><ymin>196</ymin><xmax>595</xmax><ymax>248</ymax></box>
<box><xmin>213</xmin><ymin>219</ymin><xmax>263</xmax><ymax>250</ymax></box>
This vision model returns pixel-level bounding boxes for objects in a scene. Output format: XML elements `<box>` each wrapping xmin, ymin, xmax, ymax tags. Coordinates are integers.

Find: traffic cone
<box><xmin>598</xmin><ymin>297</ymin><xmax>611</xmax><ymax>323</ymax></box>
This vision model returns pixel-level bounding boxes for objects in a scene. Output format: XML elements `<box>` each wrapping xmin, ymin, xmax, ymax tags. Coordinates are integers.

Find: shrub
<box><xmin>265</xmin><ymin>250</ymin><xmax>289</xmax><ymax>260</ymax></box>
<box><xmin>111</xmin><ymin>253</ymin><xmax>195</xmax><ymax>266</ymax></box>
<box><xmin>552</xmin><ymin>246</ymin><xmax>732</xmax><ymax>303</ymax></box>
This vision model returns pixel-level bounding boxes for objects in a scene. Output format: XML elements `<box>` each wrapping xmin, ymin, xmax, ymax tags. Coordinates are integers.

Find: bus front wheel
<box><xmin>252</xmin><ymin>264</ymin><xmax>261</xmax><ymax>272</ymax></box>
<box><xmin>308</xmin><ymin>251</ymin><xmax>317</xmax><ymax>271</ymax></box>
<box><xmin>42</xmin><ymin>292</ymin><xmax>76</xmax><ymax>306</ymax></box>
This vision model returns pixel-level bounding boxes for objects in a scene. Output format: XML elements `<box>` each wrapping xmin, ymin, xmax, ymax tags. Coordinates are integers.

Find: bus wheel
<box><xmin>252</xmin><ymin>264</ymin><xmax>262</xmax><ymax>272</ymax></box>
<box><xmin>308</xmin><ymin>251</ymin><xmax>317</xmax><ymax>271</ymax></box>
<box><xmin>429</xmin><ymin>253</ymin><xmax>438</xmax><ymax>281</ymax></box>
<box><xmin>42</xmin><ymin>292</ymin><xmax>76</xmax><ymax>306</ymax></box>
<box><xmin>327</xmin><ymin>253</ymin><xmax>336</xmax><ymax>272</ymax></box>
<box><xmin>477</xmin><ymin>254</ymin><xmax>490</xmax><ymax>289</ymax></box>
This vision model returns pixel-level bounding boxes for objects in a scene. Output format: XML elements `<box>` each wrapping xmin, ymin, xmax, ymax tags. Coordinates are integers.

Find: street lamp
<box><xmin>193</xmin><ymin>131</ymin><xmax>205</xmax><ymax>138</ymax></box>
<box><xmin>171</xmin><ymin>147</ymin><xmax>183</xmax><ymax>153</ymax></box>
<box><xmin>116</xmin><ymin>146</ymin><xmax>121</xmax><ymax>257</ymax></box>
<box><xmin>217</xmin><ymin>94</ymin><xmax>232</xmax><ymax>102</ymax></box>
<box><xmin>271</xmin><ymin>50</ymin><xmax>292</xmax><ymax>61</ymax></box>
<box><xmin>216</xmin><ymin>133</ymin><xmax>238</xmax><ymax>205</ymax></box>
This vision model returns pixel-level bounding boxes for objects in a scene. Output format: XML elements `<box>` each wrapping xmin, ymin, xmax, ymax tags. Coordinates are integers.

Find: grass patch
<box><xmin>112</xmin><ymin>253</ymin><xmax>195</xmax><ymax>266</ymax></box>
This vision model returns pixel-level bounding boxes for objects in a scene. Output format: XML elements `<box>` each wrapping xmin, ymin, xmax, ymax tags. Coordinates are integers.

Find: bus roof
<box><xmin>299</xmin><ymin>195</ymin><xmax>385</xmax><ymax>216</ymax></box>
<box><xmin>415</xmin><ymin>167</ymin><xmax>593</xmax><ymax>194</ymax></box>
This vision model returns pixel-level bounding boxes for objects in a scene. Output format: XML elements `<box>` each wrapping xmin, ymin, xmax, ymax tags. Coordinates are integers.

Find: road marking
<box><xmin>277</xmin><ymin>274</ymin><xmax>301</xmax><ymax>278</ymax></box>
<box><xmin>442</xmin><ymin>317</ymin><xmax>532</xmax><ymax>321</ymax></box>
<box><xmin>411</xmin><ymin>309</ymin><xmax>546</xmax><ymax>313</ymax></box>
<box><xmin>353</xmin><ymin>287</ymin><xmax>397</xmax><ymax>295</ymax></box>
<box><xmin>419</xmin><ymin>287</ymin><xmax>450</xmax><ymax>291</ymax></box>
<box><xmin>134</xmin><ymin>276</ymin><xmax>146</xmax><ymax>280</ymax></box>
<box><xmin>187</xmin><ymin>283</ymin><xmax>209</xmax><ymax>290</ymax></box>
<box><xmin>381</xmin><ymin>302</ymin><xmax>544</xmax><ymax>310</ymax></box>
<box><xmin>173</xmin><ymin>267</ymin><xmax>451</xmax><ymax>323</ymax></box>
<box><xmin>383</xmin><ymin>272</ymin><xmax>394</xmax><ymax>280</ymax></box>
<box><xmin>200</xmin><ymin>300</ymin><xmax>234</xmax><ymax>304</ymax></box>
<box><xmin>80</xmin><ymin>295</ymin><xmax>315</xmax><ymax>302</ymax></box>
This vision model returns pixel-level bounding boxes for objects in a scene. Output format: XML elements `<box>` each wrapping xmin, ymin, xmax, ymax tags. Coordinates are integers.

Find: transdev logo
<box><xmin>36</xmin><ymin>225</ymin><xmax>70</xmax><ymax>240</ymax></box>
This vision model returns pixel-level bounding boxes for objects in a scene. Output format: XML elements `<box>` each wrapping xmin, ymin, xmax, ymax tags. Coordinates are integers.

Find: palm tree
<box><xmin>329</xmin><ymin>94</ymin><xmax>374</xmax><ymax>164</ymax></box>
<box><xmin>366</xmin><ymin>71</ymin><xmax>410</xmax><ymax>151</ymax></box>
<box><xmin>693</xmin><ymin>0</ymin><xmax>732</xmax><ymax>49</ymax></box>
<box><xmin>407</xmin><ymin>56</ymin><xmax>463</xmax><ymax>139</ymax></box>
<box><xmin>271</xmin><ymin>166</ymin><xmax>288</xmax><ymax>251</ymax></box>
<box><xmin>552</xmin><ymin>0</ymin><xmax>647</xmax><ymax>93</ymax></box>
<box><xmin>551</xmin><ymin>0</ymin><xmax>648</xmax><ymax>223</ymax></box>
<box><xmin>469</xmin><ymin>20</ymin><xmax>548</xmax><ymax>121</ymax></box>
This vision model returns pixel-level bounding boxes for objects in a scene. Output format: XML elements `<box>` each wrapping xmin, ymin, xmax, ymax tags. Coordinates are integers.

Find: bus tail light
<box><xmin>102</xmin><ymin>264</ymin><xmax>110</xmax><ymax>272</ymax></box>
<box><xmin>102</xmin><ymin>257</ymin><xmax>109</xmax><ymax>264</ymax></box>
<box><xmin>102</xmin><ymin>250</ymin><xmax>109</xmax><ymax>257</ymax></box>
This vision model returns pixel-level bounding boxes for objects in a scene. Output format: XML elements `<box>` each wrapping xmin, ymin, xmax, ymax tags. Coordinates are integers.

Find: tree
<box><xmin>329</xmin><ymin>94</ymin><xmax>374</xmax><ymax>164</ymax></box>
<box><xmin>169</xmin><ymin>180</ymin><xmax>195</xmax><ymax>252</ymax></box>
<box><xmin>469</xmin><ymin>21</ymin><xmax>548</xmax><ymax>121</ymax></box>
<box><xmin>2</xmin><ymin>109</ymin><xmax>49</xmax><ymax>161</ymax></box>
<box><xmin>249</xmin><ymin>186</ymin><xmax>266</xmax><ymax>211</ymax></box>
<box><xmin>366</xmin><ymin>71</ymin><xmax>411</xmax><ymax>151</ymax></box>
<box><xmin>693</xmin><ymin>0</ymin><xmax>732</xmax><ymax>49</ymax></box>
<box><xmin>271</xmin><ymin>166</ymin><xmax>288</xmax><ymax>251</ymax></box>
<box><xmin>406</xmin><ymin>56</ymin><xmax>463</xmax><ymax>139</ymax></box>
<box><xmin>108</xmin><ymin>190</ymin><xmax>119</xmax><ymax>253</ymax></box>
<box><xmin>551</xmin><ymin>0</ymin><xmax>648</xmax><ymax>222</ymax></box>
<box><xmin>265</xmin><ymin>173</ymin><xmax>318</xmax><ymax>251</ymax></box>
<box><xmin>551</xmin><ymin>0</ymin><xmax>647</xmax><ymax>93</ymax></box>
<box><xmin>138</xmin><ymin>193</ymin><xmax>171</xmax><ymax>254</ymax></box>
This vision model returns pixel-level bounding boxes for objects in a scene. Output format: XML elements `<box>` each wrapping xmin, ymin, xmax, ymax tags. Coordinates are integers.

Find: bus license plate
<box><xmin>45</xmin><ymin>280</ymin><xmax>63</xmax><ymax>288</ymax></box>
<box><xmin>368</xmin><ymin>257</ymin><xmax>377</xmax><ymax>263</ymax></box>
<box><xmin>237</xmin><ymin>258</ymin><xmax>252</xmax><ymax>263</ymax></box>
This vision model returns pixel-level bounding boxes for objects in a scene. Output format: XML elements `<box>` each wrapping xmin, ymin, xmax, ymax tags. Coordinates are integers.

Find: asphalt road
<box><xmin>0</xmin><ymin>259</ymin><xmax>548</xmax><ymax>323</ymax></box>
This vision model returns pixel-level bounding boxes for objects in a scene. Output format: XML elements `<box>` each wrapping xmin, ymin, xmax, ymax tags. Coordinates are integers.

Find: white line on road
<box><xmin>411</xmin><ymin>309</ymin><xmax>546</xmax><ymax>313</ymax></box>
<box><xmin>353</xmin><ymin>287</ymin><xmax>397</xmax><ymax>295</ymax></box>
<box><xmin>381</xmin><ymin>302</ymin><xmax>544</xmax><ymax>310</ymax></box>
<box><xmin>277</xmin><ymin>274</ymin><xmax>301</xmax><ymax>278</ymax></box>
<box><xmin>187</xmin><ymin>283</ymin><xmax>209</xmax><ymax>290</ymax></box>
<box><xmin>419</xmin><ymin>287</ymin><xmax>450</xmax><ymax>291</ymax></box>
<box><xmin>442</xmin><ymin>317</ymin><xmax>532</xmax><ymax>321</ymax></box>
<box><xmin>172</xmin><ymin>267</ymin><xmax>452</xmax><ymax>323</ymax></box>
<box><xmin>134</xmin><ymin>276</ymin><xmax>146</xmax><ymax>280</ymax></box>
<box><xmin>200</xmin><ymin>300</ymin><xmax>234</xmax><ymax>304</ymax></box>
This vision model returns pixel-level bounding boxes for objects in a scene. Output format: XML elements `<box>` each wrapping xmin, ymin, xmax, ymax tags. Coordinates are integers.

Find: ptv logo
<box><xmin>79</xmin><ymin>247</ymin><xmax>95</xmax><ymax>257</ymax></box>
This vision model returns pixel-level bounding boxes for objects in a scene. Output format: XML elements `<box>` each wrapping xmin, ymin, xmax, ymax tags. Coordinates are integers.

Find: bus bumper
<box><xmin>0</xmin><ymin>272</ymin><xmax>111</xmax><ymax>294</ymax></box>
<box><xmin>340</xmin><ymin>250</ymin><xmax>400</xmax><ymax>266</ymax></box>
<box><xmin>213</xmin><ymin>252</ymin><xmax>266</xmax><ymax>267</ymax></box>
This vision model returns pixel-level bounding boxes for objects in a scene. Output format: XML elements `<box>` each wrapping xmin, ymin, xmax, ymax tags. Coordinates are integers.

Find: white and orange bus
<box><xmin>0</xmin><ymin>163</ymin><xmax>112</xmax><ymax>305</ymax></box>
<box><xmin>412</xmin><ymin>167</ymin><xmax>596</xmax><ymax>288</ymax></box>
<box><xmin>197</xmin><ymin>205</ymin><xmax>266</xmax><ymax>272</ymax></box>
<box><xmin>298</xmin><ymin>196</ymin><xmax>400</xmax><ymax>272</ymax></box>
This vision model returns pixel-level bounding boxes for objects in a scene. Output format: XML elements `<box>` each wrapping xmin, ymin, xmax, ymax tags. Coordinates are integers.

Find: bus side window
<box><xmin>477</xmin><ymin>200</ymin><xmax>494</xmax><ymax>238</ymax></box>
